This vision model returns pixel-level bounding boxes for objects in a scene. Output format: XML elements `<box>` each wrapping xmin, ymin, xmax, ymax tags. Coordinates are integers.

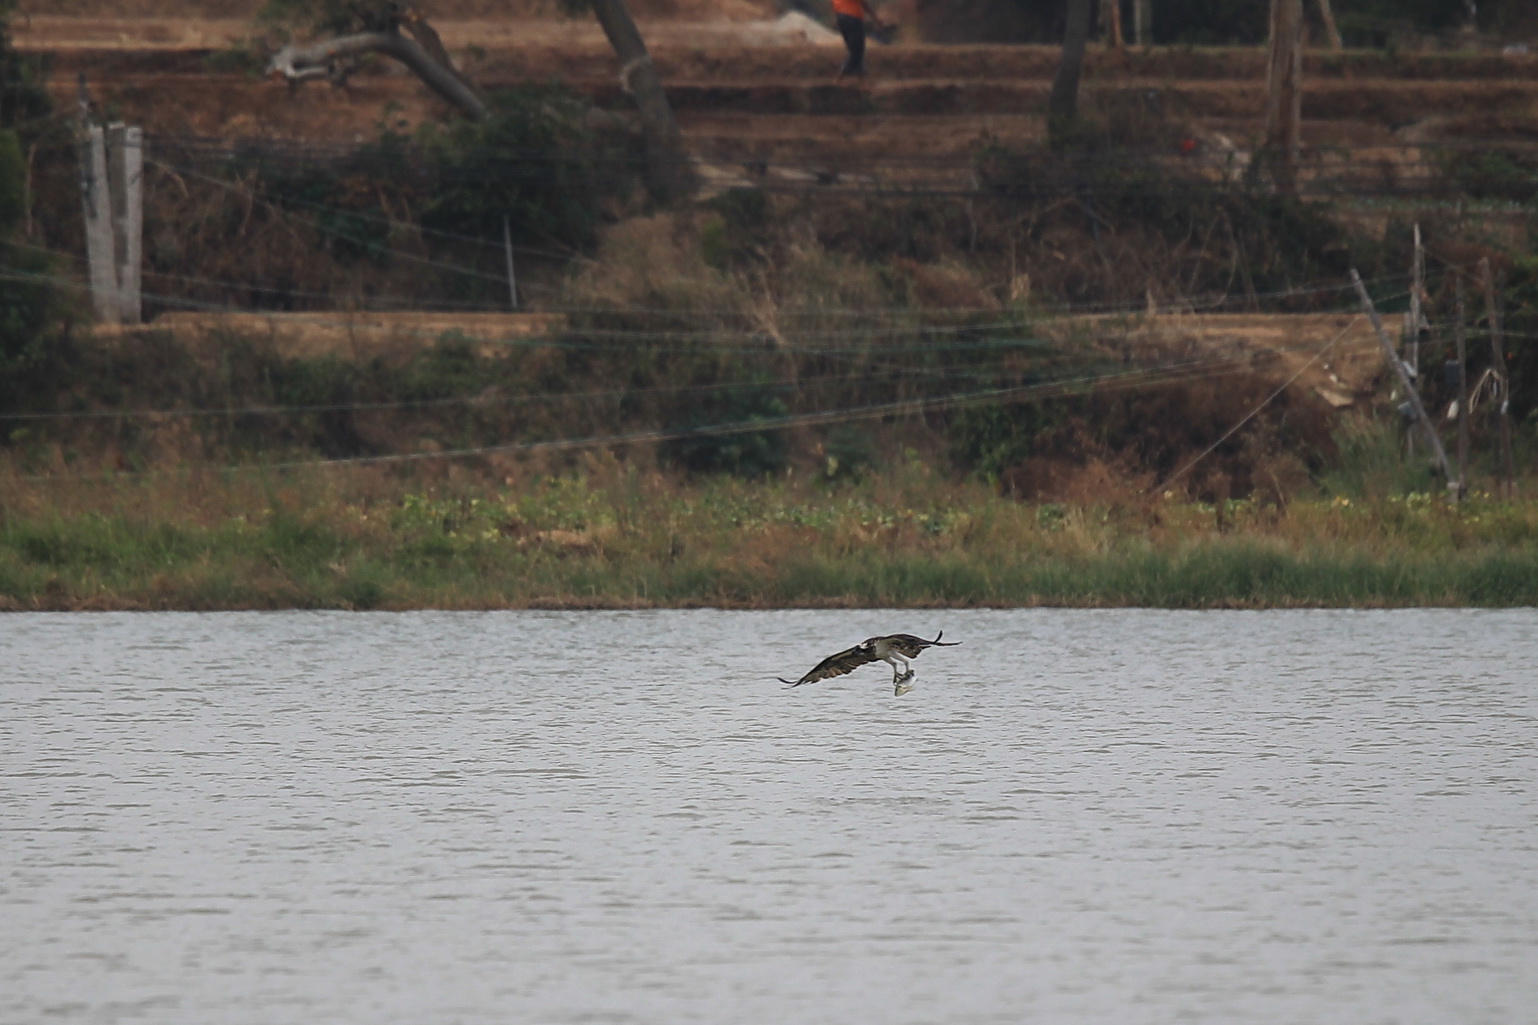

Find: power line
<box><xmin>1148</xmin><ymin>316</ymin><xmax>1362</xmax><ymax>494</ymax></box>
<box><xmin>18</xmin><ymin>336</ymin><xmax>1368</xmax><ymax>481</ymax></box>
<box><xmin>10</xmin><ymin>232</ymin><xmax>1412</xmax><ymax>329</ymax></box>
<box><xmin>0</xmin><ymin>363</ymin><xmax>1003</xmax><ymax>423</ymax></box>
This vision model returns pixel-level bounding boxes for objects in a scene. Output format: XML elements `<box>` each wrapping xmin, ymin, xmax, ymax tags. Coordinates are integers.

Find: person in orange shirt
<box><xmin>833</xmin><ymin>0</ymin><xmax>883</xmax><ymax>79</ymax></box>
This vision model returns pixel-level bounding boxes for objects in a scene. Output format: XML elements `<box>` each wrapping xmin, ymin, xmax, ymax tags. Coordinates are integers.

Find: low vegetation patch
<box><xmin>3</xmin><ymin>461</ymin><xmax>1537</xmax><ymax>611</ymax></box>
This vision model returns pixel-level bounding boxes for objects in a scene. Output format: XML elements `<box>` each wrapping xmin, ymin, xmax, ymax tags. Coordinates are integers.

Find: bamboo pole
<box><xmin>1406</xmin><ymin>223</ymin><xmax>1424</xmax><ymax>378</ymax></box>
<box><xmin>1455</xmin><ymin>275</ymin><xmax>1468</xmax><ymax>501</ymax></box>
<box><xmin>1402</xmin><ymin>224</ymin><xmax>1424</xmax><ymax>458</ymax></box>
<box><xmin>1352</xmin><ymin>269</ymin><xmax>1454</xmax><ymax>487</ymax></box>
<box><xmin>1479</xmin><ymin>258</ymin><xmax>1518</xmax><ymax>496</ymax></box>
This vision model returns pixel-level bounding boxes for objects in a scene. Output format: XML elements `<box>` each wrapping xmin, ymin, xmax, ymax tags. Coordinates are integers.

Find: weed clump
<box><xmin>973</xmin><ymin>140</ymin><xmax>1362</xmax><ymax>309</ymax></box>
<box><xmin>125</xmin><ymin>86</ymin><xmax>639</xmax><ymax>316</ymax></box>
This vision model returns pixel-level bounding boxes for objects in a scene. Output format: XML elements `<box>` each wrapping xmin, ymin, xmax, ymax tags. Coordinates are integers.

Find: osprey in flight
<box><xmin>778</xmin><ymin>632</ymin><xmax>959</xmax><ymax>696</ymax></box>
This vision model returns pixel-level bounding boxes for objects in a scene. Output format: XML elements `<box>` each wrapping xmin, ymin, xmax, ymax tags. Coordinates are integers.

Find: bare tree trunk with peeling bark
<box><xmin>588</xmin><ymin>0</ymin><xmax>697</xmax><ymax>205</ymax></box>
<box><xmin>267</xmin><ymin>0</ymin><xmax>696</xmax><ymax>205</ymax></box>
<box><xmin>269</xmin><ymin>31</ymin><xmax>487</xmax><ymax>120</ymax></box>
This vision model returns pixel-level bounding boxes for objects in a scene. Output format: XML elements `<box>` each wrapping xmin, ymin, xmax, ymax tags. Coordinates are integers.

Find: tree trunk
<box><xmin>1049</xmin><ymin>0</ymin><xmax>1095</xmax><ymax>149</ymax></box>
<box><xmin>1132</xmin><ymin>0</ymin><xmax>1150</xmax><ymax>47</ymax></box>
<box><xmin>588</xmin><ymin>0</ymin><xmax>697</xmax><ymax>204</ymax></box>
<box><xmin>1314</xmin><ymin>0</ymin><xmax>1343</xmax><ymax>50</ymax></box>
<box><xmin>1103</xmin><ymin>0</ymin><xmax>1123</xmax><ymax>50</ymax></box>
<box><xmin>1263</xmin><ymin>0</ymin><xmax>1303</xmax><ymax>193</ymax></box>
<box><xmin>401</xmin><ymin>10</ymin><xmax>484</xmax><ymax>103</ymax></box>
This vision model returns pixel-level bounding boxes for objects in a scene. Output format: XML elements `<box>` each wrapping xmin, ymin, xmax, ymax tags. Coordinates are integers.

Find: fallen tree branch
<box><xmin>267</xmin><ymin>31</ymin><xmax>486</xmax><ymax>121</ymax></box>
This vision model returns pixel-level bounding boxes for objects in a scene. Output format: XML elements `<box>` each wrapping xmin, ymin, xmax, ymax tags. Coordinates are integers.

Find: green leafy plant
<box><xmin>660</xmin><ymin>385</ymin><xmax>789</xmax><ymax>478</ymax></box>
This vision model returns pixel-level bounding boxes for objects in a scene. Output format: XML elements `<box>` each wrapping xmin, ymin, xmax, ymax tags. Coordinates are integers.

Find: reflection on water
<box><xmin>3</xmin><ymin>609</ymin><xmax>1536</xmax><ymax>1024</ymax></box>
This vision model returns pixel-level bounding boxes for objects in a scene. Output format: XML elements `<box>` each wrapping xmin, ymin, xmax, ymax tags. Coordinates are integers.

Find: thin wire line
<box><xmin>5</xmin><ymin>258</ymin><xmax>1406</xmax><ymax>340</ymax></box>
<box><xmin>17</xmin><ymin>342</ymin><xmax>1341</xmax><ymax>481</ymax></box>
<box><xmin>1146</xmin><ymin>316</ymin><xmax>1362</xmax><ymax>495</ymax></box>
<box><xmin>0</xmin><ymin>365</ymin><xmax>990</xmax><ymax>422</ymax></box>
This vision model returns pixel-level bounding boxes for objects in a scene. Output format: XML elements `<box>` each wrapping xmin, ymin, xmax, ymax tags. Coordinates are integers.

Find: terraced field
<box><xmin>21</xmin><ymin>11</ymin><xmax>1538</xmax><ymax>186</ymax></box>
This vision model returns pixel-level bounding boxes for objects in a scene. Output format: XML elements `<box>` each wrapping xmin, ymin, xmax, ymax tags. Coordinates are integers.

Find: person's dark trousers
<box><xmin>836</xmin><ymin>13</ymin><xmax>866</xmax><ymax>76</ymax></box>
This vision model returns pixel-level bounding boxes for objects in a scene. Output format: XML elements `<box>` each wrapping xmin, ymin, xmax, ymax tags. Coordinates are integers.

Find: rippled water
<box><xmin>3</xmin><ymin>609</ymin><xmax>1536</xmax><ymax>1024</ymax></box>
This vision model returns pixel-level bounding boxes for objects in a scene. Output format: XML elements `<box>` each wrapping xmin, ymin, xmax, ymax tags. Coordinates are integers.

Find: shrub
<box><xmin>660</xmin><ymin>384</ymin><xmax>789</xmax><ymax>478</ymax></box>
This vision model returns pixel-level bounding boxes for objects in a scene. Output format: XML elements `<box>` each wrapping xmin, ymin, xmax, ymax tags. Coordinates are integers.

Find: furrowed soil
<box><xmin>20</xmin><ymin>5</ymin><xmax>1538</xmax><ymax>174</ymax></box>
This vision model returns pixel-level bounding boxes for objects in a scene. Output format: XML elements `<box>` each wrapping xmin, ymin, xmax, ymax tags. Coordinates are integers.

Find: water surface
<box><xmin>3</xmin><ymin>609</ymin><xmax>1536</xmax><ymax>1024</ymax></box>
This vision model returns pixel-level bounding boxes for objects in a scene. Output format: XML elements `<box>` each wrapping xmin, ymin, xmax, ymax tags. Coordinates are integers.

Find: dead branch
<box><xmin>267</xmin><ymin>31</ymin><xmax>486</xmax><ymax>121</ymax></box>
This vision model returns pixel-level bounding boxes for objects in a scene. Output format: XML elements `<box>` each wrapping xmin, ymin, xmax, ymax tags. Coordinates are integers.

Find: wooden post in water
<box><xmin>1479</xmin><ymin>258</ymin><xmax>1518</xmax><ymax>496</ymax></box>
<box><xmin>1352</xmin><ymin>269</ymin><xmax>1454</xmax><ymax>486</ymax></box>
<box><xmin>1454</xmin><ymin>275</ymin><xmax>1468</xmax><ymax>501</ymax></box>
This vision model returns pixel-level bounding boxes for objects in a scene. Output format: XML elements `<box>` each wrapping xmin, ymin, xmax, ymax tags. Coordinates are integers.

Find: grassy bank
<box><xmin>3</xmin><ymin>462</ymin><xmax>1536</xmax><ymax>610</ymax></box>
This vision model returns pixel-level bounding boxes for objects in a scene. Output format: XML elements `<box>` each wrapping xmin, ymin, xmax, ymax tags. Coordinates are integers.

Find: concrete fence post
<box><xmin>78</xmin><ymin>120</ymin><xmax>144</xmax><ymax>324</ymax></box>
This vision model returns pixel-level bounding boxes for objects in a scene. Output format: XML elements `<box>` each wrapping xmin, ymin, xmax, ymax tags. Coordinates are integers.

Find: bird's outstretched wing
<box><xmin>884</xmin><ymin>631</ymin><xmax>961</xmax><ymax>657</ymax></box>
<box><xmin>778</xmin><ymin>643</ymin><xmax>880</xmax><ymax>687</ymax></box>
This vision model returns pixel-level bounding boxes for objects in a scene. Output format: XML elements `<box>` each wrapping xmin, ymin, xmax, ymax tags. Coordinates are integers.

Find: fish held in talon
<box><xmin>778</xmin><ymin>632</ymin><xmax>958</xmax><ymax>695</ymax></box>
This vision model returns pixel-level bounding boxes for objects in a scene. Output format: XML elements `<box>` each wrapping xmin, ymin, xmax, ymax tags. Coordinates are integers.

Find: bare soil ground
<box><xmin>21</xmin><ymin>13</ymin><xmax>1538</xmax><ymax>171</ymax></box>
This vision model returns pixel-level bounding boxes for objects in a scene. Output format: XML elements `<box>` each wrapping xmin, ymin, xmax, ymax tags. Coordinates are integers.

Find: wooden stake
<box><xmin>1351</xmin><ymin>269</ymin><xmax>1454</xmax><ymax>486</ymax></box>
<box><xmin>1479</xmin><ymin>258</ymin><xmax>1518</xmax><ymax>496</ymax></box>
<box><xmin>1132</xmin><ymin>0</ymin><xmax>1149</xmax><ymax>47</ymax></box>
<box><xmin>1455</xmin><ymin>275</ymin><xmax>1468</xmax><ymax>501</ymax></box>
